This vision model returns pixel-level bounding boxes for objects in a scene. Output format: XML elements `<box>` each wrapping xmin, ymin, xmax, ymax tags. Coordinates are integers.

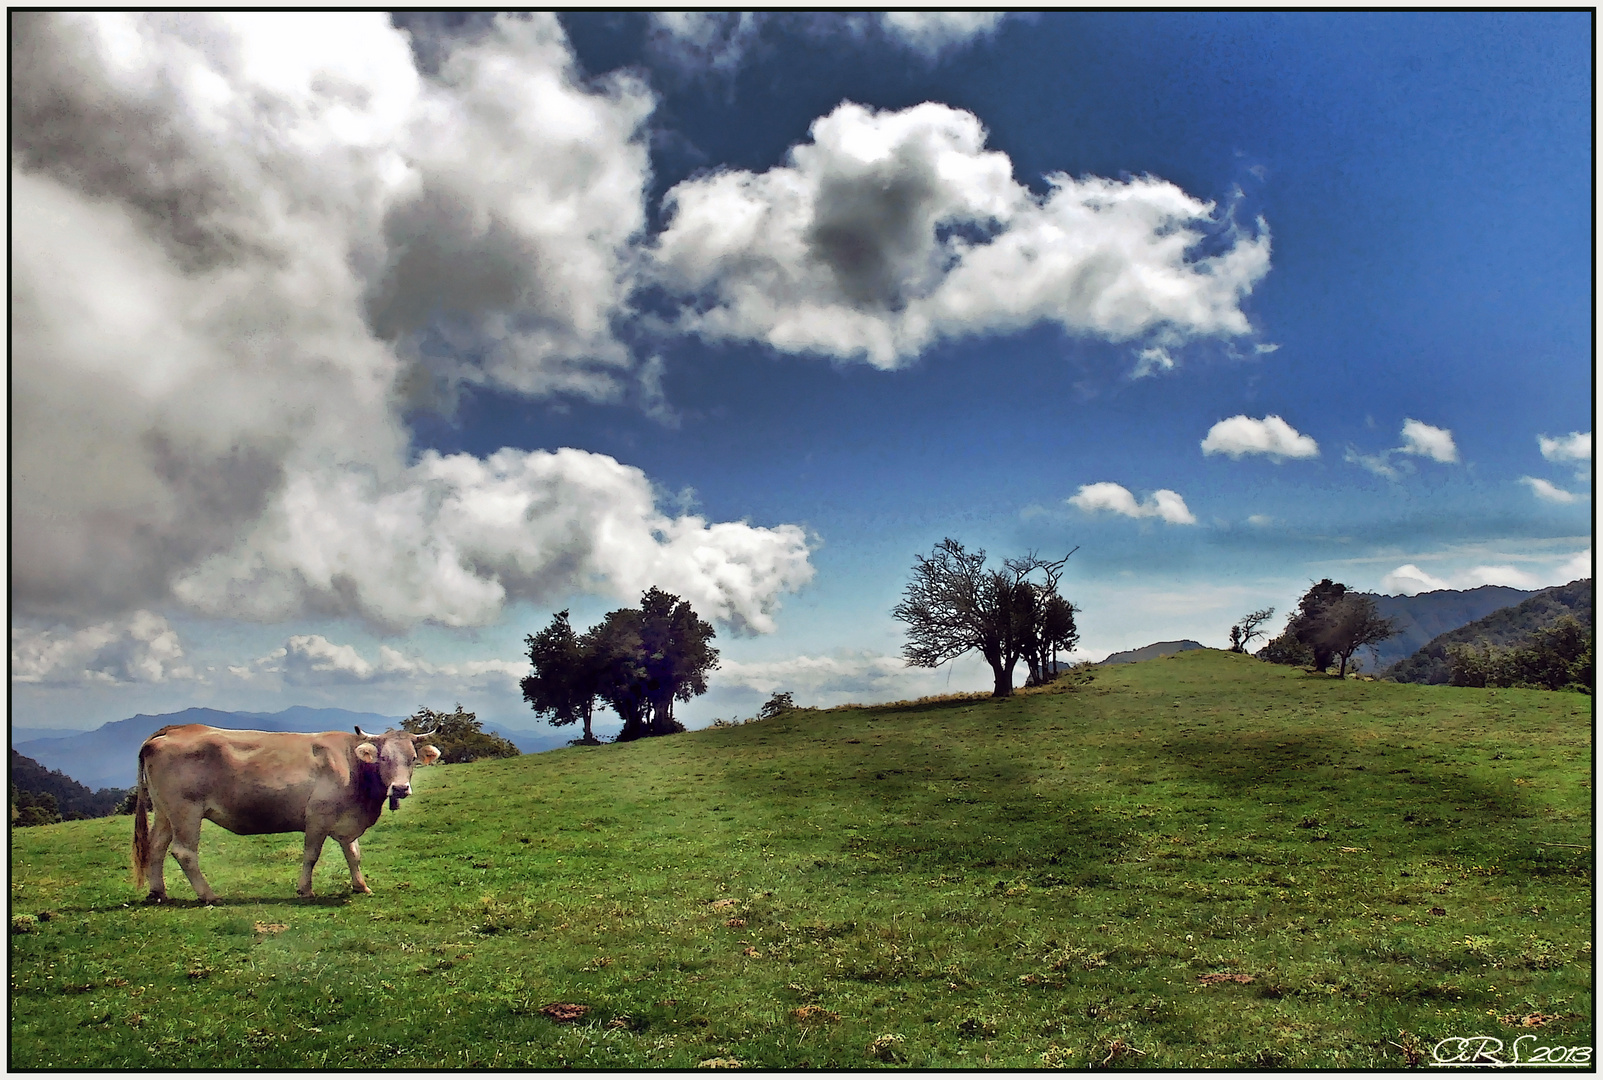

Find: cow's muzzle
<box><xmin>388</xmin><ymin>784</ymin><xmax>411</xmax><ymax>811</ymax></box>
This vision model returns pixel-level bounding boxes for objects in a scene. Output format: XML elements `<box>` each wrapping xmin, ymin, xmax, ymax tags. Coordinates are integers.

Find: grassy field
<box><xmin>9</xmin><ymin>650</ymin><xmax>1593</xmax><ymax>1068</ymax></box>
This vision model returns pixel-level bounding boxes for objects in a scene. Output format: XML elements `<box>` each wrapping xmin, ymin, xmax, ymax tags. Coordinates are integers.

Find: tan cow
<box><xmin>132</xmin><ymin>725</ymin><xmax>440</xmax><ymax>903</ymax></box>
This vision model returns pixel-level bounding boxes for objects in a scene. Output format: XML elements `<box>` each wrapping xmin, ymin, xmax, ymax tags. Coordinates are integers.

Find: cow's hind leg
<box><xmin>166</xmin><ymin>806</ymin><xmax>220</xmax><ymax>904</ymax></box>
<box><xmin>299</xmin><ymin>832</ymin><xmax>328</xmax><ymax>897</ymax></box>
<box><xmin>143</xmin><ymin>810</ymin><xmax>175</xmax><ymax>902</ymax></box>
<box><xmin>337</xmin><ymin>837</ymin><xmax>371</xmax><ymax>894</ymax></box>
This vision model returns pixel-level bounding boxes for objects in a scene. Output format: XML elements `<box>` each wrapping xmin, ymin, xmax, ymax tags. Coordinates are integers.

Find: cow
<box><xmin>131</xmin><ymin>724</ymin><xmax>441</xmax><ymax>903</ymax></box>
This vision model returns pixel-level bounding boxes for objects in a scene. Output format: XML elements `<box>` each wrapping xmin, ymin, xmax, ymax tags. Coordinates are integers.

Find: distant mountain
<box><xmin>479</xmin><ymin>724</ymin><xmax>576</xmax><ymax>755</ymax></box>
<box><xmin>1384</xmin><ymin>579</ymin><xmax>1593</xmax><ymax>685</ymax></box>
<box><xmin>10</xmin><ymin>727</ymin><xmax>89</xmax><ymax>746</ymax></box>
<box><xmin>1100</xmin><ymin>640</ymin><xmax>1206</xmax><ymax>665</ymax></box>
<box><xmin>14</xmin><ymin>706</ymin><xmax>404</xmax><ymax>792</ymax></box>
<box><xmin>1356</xmin><ymin>584</ymin><xmax>1540</xmax><ymax>673</ymax></box>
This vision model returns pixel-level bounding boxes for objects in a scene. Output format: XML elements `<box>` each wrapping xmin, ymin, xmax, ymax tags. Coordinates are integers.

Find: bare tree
<box><xmin>1229</xmin><ymin>607</ymin><xmax>1276</xmax><ymax>653</ymax></box>
<box><xmin>893</xmin><ymin>538</ymin><xmax>1077</xmax><ymax>698</ymax></box>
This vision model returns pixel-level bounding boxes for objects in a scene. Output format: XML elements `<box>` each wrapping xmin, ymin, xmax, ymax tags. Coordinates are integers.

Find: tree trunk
<box><xmin>990</xmin><ymin>659</ymin><xmax>1015</xmax><ymax>697</ymax></box>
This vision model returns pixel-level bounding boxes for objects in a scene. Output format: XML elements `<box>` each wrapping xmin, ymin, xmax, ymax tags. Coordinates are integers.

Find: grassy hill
<box><xmin>1384</xmin><ymin>579</ymin><xmax>1593</xmax><ymax>686</ymax></box>
<box><xmin>9</xmin><ymin>651</ymin><xmax>1592</xmax><ymax>1069</ymax></box>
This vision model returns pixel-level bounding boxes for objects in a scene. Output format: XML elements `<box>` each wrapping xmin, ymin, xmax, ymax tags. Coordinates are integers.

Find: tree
<box><xmin>1258</xmin><ymin>579</ymin><xmax>1349</xmax><ymax>671</ymax></box>
<box><xmin>1007</xmin><ymin>551</ymin><xmax>1080</xmax><ymax>687</ymax></box>
<box><xmin>1310</xmin><ymin>594</ymin><xmax>1398</xmax><ymax>677</ymax></box>
<box><xmin>10</xmin><ymin>749</ymin><xmax>127</xmax><ymax>820</ymax></box>
<box><xmin>1449</xmin><ymin>616</ymin><xmax>1592</xmax><ymax>692</ymax></box>
<box><xmin>635</xmin><ymin>587</ymin><xmax>720</xmax><ymax>738</ymax></box>
<box><xmin>12</xmin><ymin>790</ymin><xmax>60</xmax><ymax>828</ymax></box>
<box><xmin>1228</xmin><ymin>607</ymin><xmax>1276</xmax><ymax>653</ymax></box>
<box><xmin>401</xmin><ymin>704</ymin><xmax>519</xmax><ymax>764</ymax></box>
<box><xmin>587</xmin><ymin>607</ymin><xmax>651</xmax><ymax>740</ymax></box>
<box><xmin>524</xmin><ymin>589</ymin><xmax>719</xmax><ymax>743</ymax></box>
<box><xmin>1259</xmin><ymin>581</ymin><xmax>1397</xmax><ymax>676</ymax></box>
<box><xmin>758</xmin><ymin>691</ymin><xmax>796</xmax><ymax>719</ymax></box>
<box><xmin>523</xmin><ymin>610</ymin><xmax>603</xmax><ymax>744</ymax></box>
<box><xmin>893</xmin><ymin>538</ymin><xmax>1078</xmax><ymax>698</ymax></box>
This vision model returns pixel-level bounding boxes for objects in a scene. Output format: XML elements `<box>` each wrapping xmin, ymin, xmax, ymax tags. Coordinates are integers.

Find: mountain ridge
<box><xmin>1383</xmin><ymin>578</ymin><xmax>1592</xmax><ymax>685</ymax></box>
<box><xmin>1355</xmin><ymin>584</ymin><xmax>1540</xmax><ymax>672</ymax></box>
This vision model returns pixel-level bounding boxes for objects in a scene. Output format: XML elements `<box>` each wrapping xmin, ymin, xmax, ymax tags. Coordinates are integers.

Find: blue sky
<box><xmin>11</xmin><ymin>12</ymin><xmax>1592</xmax><ymax>737</ymax></box>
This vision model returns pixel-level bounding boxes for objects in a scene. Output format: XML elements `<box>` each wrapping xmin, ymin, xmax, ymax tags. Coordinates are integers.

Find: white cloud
<box><xmin>1398</xmin><ymin>418</ymin><xmax>1458</xmax><ymax>463</ymax></box>
<box><xmin>719</xmin><ymin>651</ymin><xmax>930</xmax><ymax>700</ymax></box>
<box><xmin>172</xmin><ymin>449</ymin><xmax>815</xmax><ymax>635</ymax></box>
<box><xmin>1201</xmin><ymin>414</ymin><xmax>1319</xmax><ymax>461</ymax></box>
<box><xmin>12</xmin><ymin>13</ymin><xmax>814</xmax><ymax>636</ymax></box>
<box><xmin>1379</xmin><ymin>564</ymin><xmax>1452</xmax><ymax>595</ymax></box>
<box><xmin>247</xmin><ymin>634</ymin><xmax>527</xmax><ymax>688</ymax></box>
<box><xmin>651</xmin><ymin>101</ymin><xmax>1270</xmax><ymax>368</ymax></box>
<box><xmin>11</xmin><ymin>612</ymin><xmax>196</xmax><ymax>685</ymax></box>
<box><xmin>1346</xmin><ymin>418</ymin><xmax>1458</xmax><ymax>478</ymax></box>
<box><xmin>1345</xmin><ymin>446</ymin><xmax>1401</xmax><ymax>480</ymax></box>
<box><xmin>645</xmin><ymin>12</ymin><xmax>1000</xmax><ymax>76</ymax></box>
<box><xmin>1380</xmin><ymin>548</ymin><xmax>1590</xmax><ymax>595</ymax></box>
<box><xmin>1246</xmin><ymin>514</ymin><xmax>1275</xmax><ymax>527</ymax></box>
<box><xmin>1068</xmin><ymin>483</ymin><xmax>1197</xmax><ymax>525</ymax></box>
<box><xmin>1132</xmin><ymin>346</ymin><xmax>1175</xmax><ymax>379</ymax></box>
<box><xmin>1521</xmin><ymin>476</ymin><xmax>1581</xmax><ymax>504</ymax></box>
<box><xmin>1538</xmin><ymin>431</ymin><xmax>1591</xmax><ymax>464</ymax></box>
<box><xmin>1555</xmin><ymin>548</ymin><xmax>1593</xmax><ymax>582</ymax></box>
<box><xmin>647</xmin><ymin>12</ymin><xmax>762</xmax><ymax>76</ymax></box>
<box><xmin>1538</xmin><ymin>430</ymin><xmax>1591</xmax><ymax>481</ymax></box>
<box><xmin>877</xmin><ymin>12</ymin><xmax>1006</xmax><ymax>57</ymax></box>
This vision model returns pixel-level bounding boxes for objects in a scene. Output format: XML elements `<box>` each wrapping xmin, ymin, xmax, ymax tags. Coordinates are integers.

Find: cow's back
<box><xmin>141</xmin><ymin>726</ymin><xmax>356</xmax><ymax>836</ymax></box>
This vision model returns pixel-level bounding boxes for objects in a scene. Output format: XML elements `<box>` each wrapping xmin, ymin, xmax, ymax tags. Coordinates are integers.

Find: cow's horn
<box><xmin>355</xmin><ymin>726</ymin><xmax>380</xmax><ymax>739</ymax></box>
<box><xmin>410</xmin><ymin>726</ymin><xmax>438</xmax><ymax>739</ymax></box>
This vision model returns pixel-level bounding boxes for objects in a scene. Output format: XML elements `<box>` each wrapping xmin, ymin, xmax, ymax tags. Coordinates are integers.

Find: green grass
<box><xmin>10</xmin><ymin>650</ymin><xmax>1593</xmax><ymax>1068</ymax></box>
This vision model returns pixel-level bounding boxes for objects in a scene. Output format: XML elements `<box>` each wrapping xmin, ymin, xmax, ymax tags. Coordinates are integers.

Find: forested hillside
<box><xmin>10</xmin><ymin>749</ymin><xmax>127</xmax><ymax>824</ymax></box>
<box><xmin>1384</xmin><ymin>578</ymin><xmax>1592</xmax><ymax>685</ymax></box>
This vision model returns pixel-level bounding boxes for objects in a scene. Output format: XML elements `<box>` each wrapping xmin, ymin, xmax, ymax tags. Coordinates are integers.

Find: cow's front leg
<box><xmin>298</xmin><ymin>832</ymin><xmax>328</xmax><ymax>897</ymax></box>
<box><xmin>337</xmin><ymin>837</ymin><xmax>371</xmax><ymax>894</ymax></box>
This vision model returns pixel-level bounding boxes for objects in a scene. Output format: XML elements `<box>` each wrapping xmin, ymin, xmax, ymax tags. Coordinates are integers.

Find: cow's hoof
<box><xmin>353</xmin><ymin>886</ymin><xmax>373</xmax><ymax>895</ymax></box>
<box><xmin>142</xmin><ymin>892</ymin><xmax>167</xmax><ymax>905</ymax></box>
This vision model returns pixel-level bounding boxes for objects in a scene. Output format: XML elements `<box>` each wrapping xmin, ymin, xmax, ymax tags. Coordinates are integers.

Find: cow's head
<box><xmin>354</xmin><ymin>727</ymin><xmax>442</xmax><ymax>811</ymax></box>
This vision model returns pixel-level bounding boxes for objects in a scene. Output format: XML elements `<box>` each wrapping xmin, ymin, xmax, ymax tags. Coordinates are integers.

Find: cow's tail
<box><xmin>131</xmin><ymin>749</ymin><xmax>152</xmax><ymax>889</ymax></box>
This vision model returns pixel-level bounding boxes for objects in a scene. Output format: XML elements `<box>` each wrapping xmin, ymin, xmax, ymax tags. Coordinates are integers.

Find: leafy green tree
<box><xmin>758</xmin><ymin>691</ymin><xmax>797</xmax><ymax>719</ymax></box>
<box><xmin>401</xmin><ymin>704</ymin><xmax>519</xmax><ymax>764</ymax></box>
<box><xmin>588</xmin><ymin>607</ymin><xmax>651</xmax><ymax>740</ymax></box>
<box><xmin>1449</xmin><ymin>615</ymin><xmax>1593</xmax><ymax>692</ymax></box>
<box><xmin>635</xmin><ymin>587</ymin><xmax>720</xmax><ymax>738</ymax></box>
<box><xmin>1259</xmin><ymin>580</ymin><xmax>1378</xmax><ymax>673</ymax></box>
<box><xmin>523</xmin><ymin>610</ymin><xmax>603</xmax><ymax>744</ymax></box>
<box><xmin>1311</xmin><ymin>594</ymin><xmax>1399</xmax><ymax>677</ymax></box>
<box><xmin>525</xmin><ymin>589</ymin><xmax>720</xmax><ymax>743</ymax></box>
<box><xmin>12</xmin><ymin>790</ymin><xmax>60</xmax><ymax>827</ymax></box>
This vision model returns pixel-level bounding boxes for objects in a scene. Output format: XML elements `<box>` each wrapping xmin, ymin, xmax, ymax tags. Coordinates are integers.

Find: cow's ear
<box><xmin>355</xmin><ymin>742</ymin><xmax>379</xmax><ymax>763</ymax></box>
<box><xmin>419</xmin><ymin>744</ymin><xmax>441</xmax><ymax>766</ymax></box>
